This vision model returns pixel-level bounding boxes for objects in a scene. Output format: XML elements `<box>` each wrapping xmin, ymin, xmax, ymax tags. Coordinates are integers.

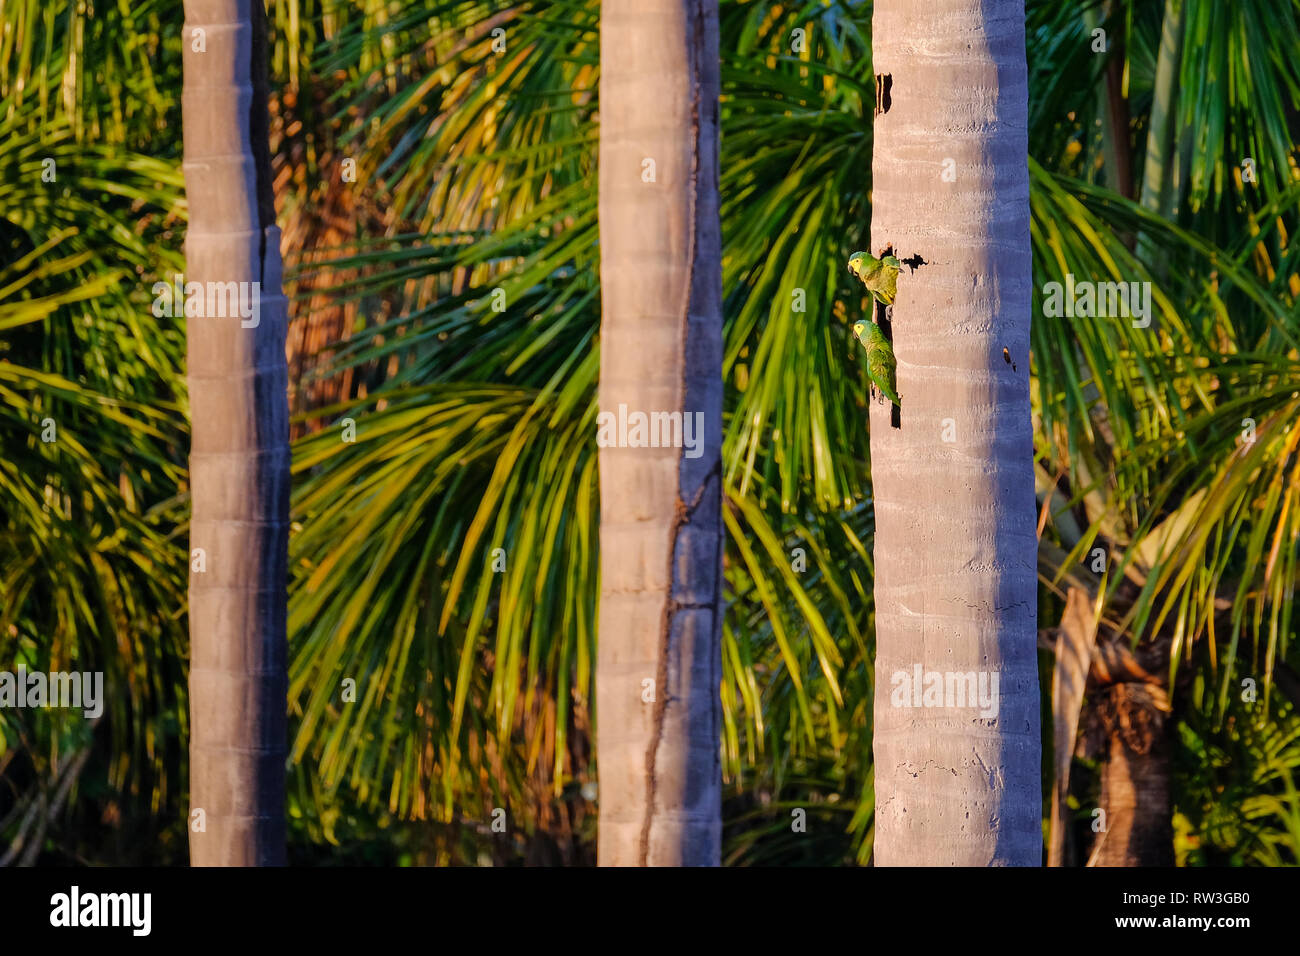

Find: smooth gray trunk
<box><xmin>595</xmin><ymin>0</ymin><xmax>724</xmax><ymax>866</ymax></box>
<box><xmin>183</xmin><ymin>0</ymin><xmax>288</xmax><ymax>866</ymax></box>
<box><xmin>869</xmin><ymin>0</ymin><xmax>1042</xmax><ymax>866</ymax></box>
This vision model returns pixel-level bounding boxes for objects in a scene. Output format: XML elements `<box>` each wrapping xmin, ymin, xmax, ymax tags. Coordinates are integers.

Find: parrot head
<box><xmin>852</xmin><ymin>320</ymin><xmax>867</xmax><ymax>340</ymax></box>
<box><xmin>842</xmin><ymin>251</ymin><xmax>873</xmax><ymax>277</ymax></box>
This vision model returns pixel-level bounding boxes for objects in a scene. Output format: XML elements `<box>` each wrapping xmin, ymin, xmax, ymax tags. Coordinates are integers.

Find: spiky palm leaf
<box><xmin>0</xmin><ymin>1</ymin><xmax>189</xmax><ymax>862</ymax></box>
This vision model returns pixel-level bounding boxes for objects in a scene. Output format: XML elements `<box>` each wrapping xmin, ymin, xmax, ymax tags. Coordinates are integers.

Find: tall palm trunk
<box><xmin>869</xmin><ymin>0</ymin><xmax>1041</xmax><ymax>866</ymax></box>
<box><xmin>182</xmin><ymin>0</ymin><xmax>289</xmax><ymax>866</ymax></box>
<box><xmin>595</xmin><ymin>0</ymin><xmax>724</xmax><ymax>866</ymax></box>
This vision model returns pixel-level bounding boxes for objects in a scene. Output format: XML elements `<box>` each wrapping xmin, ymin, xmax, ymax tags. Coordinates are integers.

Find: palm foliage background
<box><xmin>2</xmin><ymin>0</ymin><xmax>1298</xmax><ymax>865</ymax></box>
<box><xmin>0</xmin><ymin>0</ymin><xmax>190</xmax><ymax>863</ymax></box>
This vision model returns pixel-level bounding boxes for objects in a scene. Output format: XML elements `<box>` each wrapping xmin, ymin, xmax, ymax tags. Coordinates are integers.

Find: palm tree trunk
<box><xmin>1090</xmin><ymin>683</ymin><xmax>1174</xmax><ymax>866</ymax></box>
<box><xmin>869</xmin><ymin>0</ymin><xmax>1042</xmax><ymax>865</ymax></box>
<box><xmin>182</xmin><ymin>0</ymin><xmax>288</xmax><ymax>866</ymax></box>
<box><xmin>595</xmin><ymin>0</ymin><xmax>724</xmax><ymax>866</ymax></box>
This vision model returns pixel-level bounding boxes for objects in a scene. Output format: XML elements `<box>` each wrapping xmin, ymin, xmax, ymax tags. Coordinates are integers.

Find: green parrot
<box><xmin>847</xmin><ymin>250</ymin><xmax>902</xmax><ymax>305</ymax></box>
<box><xmin>852</xmin><ymin>319</ymin><xmax>902</xmax><ymax>406</ymax></box>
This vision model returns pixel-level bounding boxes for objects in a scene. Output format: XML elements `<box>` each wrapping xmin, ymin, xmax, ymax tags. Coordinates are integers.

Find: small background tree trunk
<box><xmin>183</xmin><ymin>0</ymin><xmax>289</xmax><ymax>866</ymax></box>
<box><xmin>1090</xmin><ymin>683</ymin><xmax>1174</xmax><ymax>866</ymax></box>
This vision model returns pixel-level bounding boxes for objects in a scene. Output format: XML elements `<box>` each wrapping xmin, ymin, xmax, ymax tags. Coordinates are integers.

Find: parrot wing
<box><xmin>863</xmin><ymin>259</ymin><xmax>899</xmax><ymax>305</ymax></box>
<box><xmin>866</xmin><ymin>326</ymin><xmax>901</xmax><ymax>405</ymax></box>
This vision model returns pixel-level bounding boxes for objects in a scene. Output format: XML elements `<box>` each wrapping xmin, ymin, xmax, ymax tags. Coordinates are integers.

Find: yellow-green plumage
<box><xmin>852</xmin><ymin>320</ymin><xmax>901</xmax><ymax>406</ymax></box>
<box><xmin>847</xmin><ymin>250</ymin><xmax>902</xmax><ymax>305</ymax></box>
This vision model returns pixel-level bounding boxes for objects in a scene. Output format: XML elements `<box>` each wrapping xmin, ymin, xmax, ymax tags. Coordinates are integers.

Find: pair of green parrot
<box><xmin>847</xmin><ymin>251</ymin><xmax>902</xmax><ymax>406</ymax></box>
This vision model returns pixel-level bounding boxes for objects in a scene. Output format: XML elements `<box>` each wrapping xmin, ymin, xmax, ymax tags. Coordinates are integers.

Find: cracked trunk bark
<box><xmin>595</xmin><ymin>0</ymin><xmax>724</xmax><ymax>866</ymax></box>
<box><xmin>869</xmin><ymin>0</ymin><xmax>1042</xmax><ymax>866</ymax></box>
<box><xmin>183</xmin><ymin>0</ymin><xmax>289</xmax><ymax>866</ymax></box>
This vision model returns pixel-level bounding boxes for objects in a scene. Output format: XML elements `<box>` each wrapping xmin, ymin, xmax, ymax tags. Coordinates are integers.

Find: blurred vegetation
<box><xmin>2</xmin><ymin>0</ymin><xmax>1298</xmax><ymax>866</ymax></box>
